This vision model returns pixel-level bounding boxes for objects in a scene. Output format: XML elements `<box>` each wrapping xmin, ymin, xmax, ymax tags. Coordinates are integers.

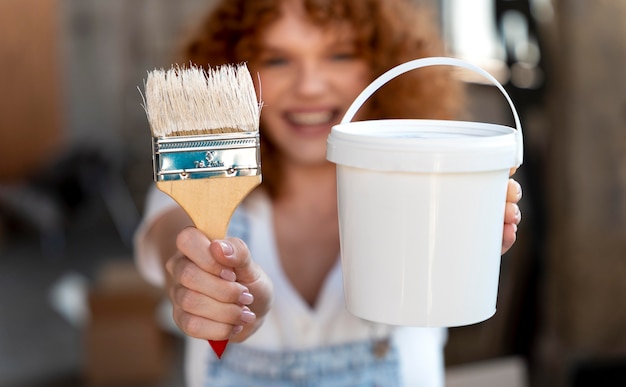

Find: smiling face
<box><xmin>184</xmin><ymin>0</ymin><xmax>460</xmax><ymax>197</ymax></box>
<box><xmin>249</xmin><ymin>3</ymin><xmax>371</xmax><ymax>168</ymax></box>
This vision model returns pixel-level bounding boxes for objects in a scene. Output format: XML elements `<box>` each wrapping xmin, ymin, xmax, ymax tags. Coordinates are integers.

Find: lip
<box><xmin>283</xmin><ymin>108</ymin><xmax>341</xmax><ymax>135</ymax></box>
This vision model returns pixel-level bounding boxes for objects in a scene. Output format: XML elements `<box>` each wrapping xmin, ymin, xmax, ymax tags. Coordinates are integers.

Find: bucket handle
<box><xmin>341</xmin><ymin>57</ymin><xmax>523</xmax><ymax>167</ymax></box>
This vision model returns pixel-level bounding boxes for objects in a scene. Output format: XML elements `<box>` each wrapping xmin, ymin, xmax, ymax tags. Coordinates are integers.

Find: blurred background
<box><xmin>0</xmin><ymin>0</ymin><xmax>624</xmax><ymax>386</ymax></box>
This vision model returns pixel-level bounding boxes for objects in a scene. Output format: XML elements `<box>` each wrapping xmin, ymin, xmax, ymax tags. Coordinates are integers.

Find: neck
<box><xmin>278</xmin><ymin>161</ymin><xmax>337</xmax><ymax>205</ymax></box>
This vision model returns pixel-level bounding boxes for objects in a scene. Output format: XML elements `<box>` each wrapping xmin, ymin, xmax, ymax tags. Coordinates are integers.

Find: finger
<box><xmin>171</xmin><ymin>285</ymin><xmax>249</xmax><ymax>324</ymax></box>
<box><xmin>176</xmin><ymin>227</ymin><xmax>224</xmax><ymax>277</ymax></box>
<box><xmin>209</xmin><ymin>238</ymin><xmax>272</xmax><ymax>319</ymax></box>
<box><xmin>506</xmin><ymin>179</ymin><xmax>523</xmax><ymax>203</ymax></box>
<box><xmin>504</xmin><ymin>202</ymin><xmax>522</xmax><ymax>226</ymax></box>
<box><xmin>509</xmin><ymin>167</ymin><xmax>518</xmax><ymax>177</ymax></box>
<box><xmin>172</xmin><ymin>306</ymin><xmax>241</xmax><ymax>340</ymax></box>
<box><xmin>209</xmin><ymin>238</ymin><xmax>261</xmax><ymax>285</ymax></box>
<box><xmin>171</xmin><ymin>293</ymin><xmax>256</xmax><ymax>340</ymax></box>
<box><xmin>501</xmin><ymin>223</ymin><xmax>518</xmax><ymax>254</ymax></box>
<box><xmin>168</xmin><ymin>255</ymin><xmax>251</xmax><ymax>304</ymax></box>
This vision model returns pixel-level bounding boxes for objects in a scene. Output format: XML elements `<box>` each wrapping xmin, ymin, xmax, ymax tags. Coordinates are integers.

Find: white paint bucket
<box><xmin>327</xmin><ymin>57</ymin><xmax>523</xmax><ymax>327</ymax></box>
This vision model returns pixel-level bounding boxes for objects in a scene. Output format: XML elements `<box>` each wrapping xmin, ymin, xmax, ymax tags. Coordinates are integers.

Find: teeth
<box><xmin>287</xmin><ymin>111</ymin><xmax>333</xmax><ymax>126</ymax></box>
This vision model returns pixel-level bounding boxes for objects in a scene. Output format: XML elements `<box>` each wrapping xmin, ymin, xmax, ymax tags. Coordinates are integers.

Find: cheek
<box><xmin>259</xmin><ymin>113</ymin><xmax>277</xmax><ymax>136</ymax></box>
<box><xmin>340</xmin><ymin>65</ymin><xmax>371</xmax><ymax>100</ymax></box>
<box><xmin>254</xmin><ymin>71</ymin><xmax>285</xmax><ymax>106</ymax></box>
<box><xmin>259</xmin><ymin>108</ymin><xmax>285</xmax><ymax>143</ymax></box>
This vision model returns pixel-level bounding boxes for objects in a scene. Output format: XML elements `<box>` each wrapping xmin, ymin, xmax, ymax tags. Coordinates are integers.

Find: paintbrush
<box><xmin>142</xmin><ymin>63</ymin><xmax>261</xmax><ymax>359</ymax></box>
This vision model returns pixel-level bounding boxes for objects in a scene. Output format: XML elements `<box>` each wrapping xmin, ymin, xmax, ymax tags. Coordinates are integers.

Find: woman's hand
<box><xmin>165</xmin><ymin>227</ymin><xmax>273</xmax><ymax>342</ymax></box>
<box><xmin>502</xmin><ymin>170</ymin><xmax>523</xmax><ymax>254</ymax></box>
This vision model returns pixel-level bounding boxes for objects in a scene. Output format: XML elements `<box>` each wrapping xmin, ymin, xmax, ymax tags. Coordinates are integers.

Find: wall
<box><xmin>58</xmin><ymin>0</ymin><xmax>213</xmax><ymax>204</ymax></box>
<box><xmin>539</xmin><ymin>0</ymin><xmax>626</xmax><ymax>385</ymax></box>
<box><xmin>0</xmin><ymin>0</ymin><xmax>64</xmax><ymax>181</ymax></box>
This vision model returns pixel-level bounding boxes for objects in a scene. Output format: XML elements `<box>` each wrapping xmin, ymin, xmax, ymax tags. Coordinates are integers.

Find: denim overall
<box><xmin>206</xmin><ymin>339</ymin><xmax>400</xmax><ymax>386</ymax></box>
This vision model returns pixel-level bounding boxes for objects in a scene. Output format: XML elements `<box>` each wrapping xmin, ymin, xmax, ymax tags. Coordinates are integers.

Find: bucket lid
<box><xmin>327</xmin><ymin>119</ymin><xmax>518</xmax><ymax>173</ymax></box>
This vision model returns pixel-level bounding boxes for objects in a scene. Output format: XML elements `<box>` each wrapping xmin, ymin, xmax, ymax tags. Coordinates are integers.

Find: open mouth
<box><xmin>285</xmin><ymin>110</ymin><xmax>337</xmax><ymax>126</ymax></box>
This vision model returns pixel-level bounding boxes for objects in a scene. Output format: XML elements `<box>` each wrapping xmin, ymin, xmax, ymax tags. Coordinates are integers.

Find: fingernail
<box><xmin>219</xmin><ymin>241</ymin><xmax>234</xmax><ymax>257</ymax></box>
<box><xmin>513</xmin><ymin>223</ymin><xmax>518</xmax><ymax>233</ymax></box>
<box><xmin>239</xmin><ymin>291</ymin><xmax>254</xmax><ymax>305</ymax></box>
<box><xmin>241</xmin><ymin>307</ymin><xmax>256</xmax><ymax>323</ymax></box>
<box><xmin>232</xmin><ymin>325</ymin><xmax>244</xmax><ymax>335</ymax></box>
<box><xmin>220</xmin><ymin>269</ymin><xmax>236</xmax><ymax>282</ymax></box>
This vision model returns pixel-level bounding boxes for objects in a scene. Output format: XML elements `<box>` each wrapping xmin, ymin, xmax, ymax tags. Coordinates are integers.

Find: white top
<box><xmin>134</xmin><ymin>187</ymin><xmax>446</xmax><ymax>387</ymax></box>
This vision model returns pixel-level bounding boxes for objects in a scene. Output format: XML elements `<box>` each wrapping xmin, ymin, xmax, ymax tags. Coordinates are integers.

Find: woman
<box><xmin>135</xmin><ymin>0</ymin><xmax>523</xmax><ymax>385</ymax></box>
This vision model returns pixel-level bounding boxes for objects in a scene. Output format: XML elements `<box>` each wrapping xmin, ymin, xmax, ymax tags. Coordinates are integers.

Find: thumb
<box><xmin>209</xmin><ymin>238</ymin><xmax>260</xmax><ymax>285</ymax></box>
<box><xmin>211</xmin><ymin>238</ymin><xmax>274</xmax><ymax>321</ymax></box>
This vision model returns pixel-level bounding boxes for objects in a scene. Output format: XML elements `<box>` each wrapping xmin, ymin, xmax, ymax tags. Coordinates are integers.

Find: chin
<box><xmin>287</xmin><ymin>148</ymin><xmax>331</xmax><ymax>166</ymax></box>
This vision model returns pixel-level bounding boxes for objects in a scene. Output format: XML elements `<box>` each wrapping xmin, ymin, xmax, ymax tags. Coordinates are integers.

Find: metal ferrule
<box><xmin>152</xmin><ymin>132</ymin><xmax>261</xmax><ymax>181</ymax></box>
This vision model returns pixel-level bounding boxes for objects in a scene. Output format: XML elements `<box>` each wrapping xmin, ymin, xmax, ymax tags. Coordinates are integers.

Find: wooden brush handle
<box><xmin>156</xmin><ymin>175</ymin><xmax>261</xmax><ymax>240</ymax></box>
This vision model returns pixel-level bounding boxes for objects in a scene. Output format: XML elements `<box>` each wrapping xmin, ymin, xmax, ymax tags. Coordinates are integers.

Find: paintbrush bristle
<box><xmin>143</xmin><ymin>63</ymin><xmax>261</xmax><ymax>137</ymax></box>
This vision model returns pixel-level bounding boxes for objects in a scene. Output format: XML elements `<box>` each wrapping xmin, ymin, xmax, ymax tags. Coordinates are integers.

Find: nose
<box><xmin>294</xmin><ymin>60</ymin><xmax>328</xmax><ymax>96</ymax></box>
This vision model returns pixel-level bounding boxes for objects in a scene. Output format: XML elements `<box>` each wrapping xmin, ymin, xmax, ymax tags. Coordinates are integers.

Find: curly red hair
<box><xmin>180</xmin><ymin>0</ymin><xmax>464</xmax><ymax>197</ymax></box>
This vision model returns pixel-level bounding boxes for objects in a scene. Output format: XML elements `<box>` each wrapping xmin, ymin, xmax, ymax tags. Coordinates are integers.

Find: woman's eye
<box><xmin>261</xmin><ymin>57</ymin><xmax>288</xmax><ymax>67</ymax></box>
<box><xmin>331</xmin><ymin>52</ymin><xmax>357</xmax><ymax>61</ymax></box>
